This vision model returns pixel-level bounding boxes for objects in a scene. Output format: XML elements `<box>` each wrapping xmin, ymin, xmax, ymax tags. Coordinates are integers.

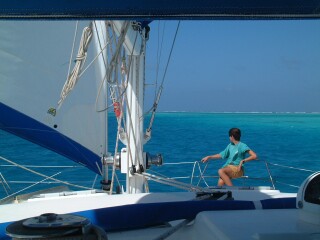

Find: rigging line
<box><xmin>114</xmin><ymin>29</ymin><xmax>137</xmax><ymax>134</ymax></box>
<box><xmin>110</xmin><ymin>84</ymin><xmax>127</xmax><ymax>194</ymax></box>
<box><xmin>92</xmin><ymin>20</ymin><xmax>110</xmax><ymax>113</ymax></box>
<box><xmin>141</xmin><ymin>172</ymin><xmax>206</xmax><ymax>192</ymax></box>
<box><xmin>263</xmin><ymin>160</ymin><xmax>275</xmax><ymax>189</ymax></box>
<box><xmin>141</xmin><ymin>22</ymin><xmax>166</xmax><ymax>116</ymax></box>
<box><xmin>103</xmin><ymin>24</ymin><xmax>127</xmax><ymax>193</ymax></box>
<box><xmin>198</xmin><ymin>162</ymin><xmax>211</xmax><ymax>187</ymax></box>
<box><xmin>154</xmin><ymin>21</ymin><xmax>166</xmax><ymax>102</ymax></box>
<box><xmin>5</xmin><ymin>180</ymin><xmax>98</xmax><ymax>184</ymax></box>
<box><xmin>107</xmin><ymin>21</ymin><xmax>130</xmax><ymax>84</ymax></box>
<box><xmin>91</xmin><ymin>174</ymin><xmax>98</xmax><ymax>189</ymax></box>
<box><xmin>267</xmin><ymin>162</ymin><xmax>316</xmax><ymax>173</ymax></box>
<box><xmin>94</xmin><ymin>21</ymin><xmax>130</xmax><ymax>113</ymax></box>
<box><xmin>95</xmin><ymin>70</ymin><xmax>130</xmax><ymax>113</ymax></box>
<box><xmin>192</xmin><ymin>161</ymin><xmax>210</xmax><ymax>187</ymax></box>
<box><xmin>0</xmin><ymin>155</ymin><xmax>94</xmax><ymax>191</ymax></box>
<box><xmin>110</xmin><ymin>23</ymin><xmax>139</xmax><ymax>193</ymax></box>
<box><xmin>110</xmin><ymin>25</ymin><xmax>129</xmax><ymax>102</ymax></box>
<box><xmin>116</xmin><ymin>29</ymin><xmax>145</xmax><ymax>169</ymax></box>
<box><xmin>274</xmin><ymin>181</ymin><xmax>299</xmax><ymax>189</ymax></box>
<box><xmin>0</xmin><ymin>172</ymin><xmax>63</xmax><ymax>202</ymax></box>
<box><xmin>163</xmin><ymin>161</ymin><xmax>197</xmax><ymax>165</ymax></box>
<box><xmin>0</xmin><ymin>172</ymin><xmax>10</xmax><ymax>195</ymax></box>
<box><xmin>145</xmin><ymin>21</ymin><xmax>181</xmax><ymax>133</ymax></box>
<box><xmin>143</xmin><ymin>21</ymin><xmax>166</xmax><ymax>116</ymax></box>
<box><xmin>110</xmin><ymin>85</ymin><xmax>129</xmax><ymax>193</ymax></box>
<box><xmin>160</xmin><ymin>21</ymin><xmax>180</xmax><ymax>88</ymax></box>
<box><xmin>95</xmin><ymin>161</ymin><xmax>103</xmax><ymax>176</ymax></box>
<box><xmin>146</xmin><ymin>168</ymin><xmax>170</xmax><ymax>179</ymax></box>
<box><xmin>146</xmin><ymin>168</ymin><xmax>195</xmax><ymax>185</ymax></box>
<box><xmin>142</xmin><ymin>174</ymin><xmax>195</xmax><ymax>191</ymax></box>
<box><xmin>79</xmin><ymin>43</ymin><xmax>108</xmax><ymax>79</ymax></box>
<box><xmin>0</xmin><ymin>164</ymin><xmax>82</xmax><ymax>168</ymax></box>
<box><xmin>146</xmin><ymin>163</ymin><xmax>210</xmax><ymax>188</ymax></box>
<box><xmin>109</xmin><ymin>116</ymin><xmax>122</xmax><ymax>194</ymax></box>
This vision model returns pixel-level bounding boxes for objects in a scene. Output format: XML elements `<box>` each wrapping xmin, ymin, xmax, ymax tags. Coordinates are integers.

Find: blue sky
<box><xmin>145</xmin><ymin>20</ymin><xmax>320</xmax><ymax>113</ymax></box>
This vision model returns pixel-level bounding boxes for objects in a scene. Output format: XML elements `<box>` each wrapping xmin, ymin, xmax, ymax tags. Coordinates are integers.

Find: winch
<box><xmin>6</xmin><ymin>213</ymin><xmax>108</xmax><ymax>239</ymax></box>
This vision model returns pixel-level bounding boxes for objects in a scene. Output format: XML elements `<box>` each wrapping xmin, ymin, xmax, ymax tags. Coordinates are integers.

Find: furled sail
<box><xmin>0</xmin><ymin>21</ymin><xmax>108</xmax><ymax>174</ymax></box>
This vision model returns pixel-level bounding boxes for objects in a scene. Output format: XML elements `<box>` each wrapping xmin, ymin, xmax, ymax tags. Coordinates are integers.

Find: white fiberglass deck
<box><xmin>170</xmin><ymin>209</ymin><xmax>320</xmax><ymax>240</ymax></box>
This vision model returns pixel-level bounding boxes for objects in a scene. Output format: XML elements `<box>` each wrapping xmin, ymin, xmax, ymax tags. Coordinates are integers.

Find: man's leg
<box><xmin>217</xmin><ymin>177</ymin><xmax>225</xmax><ymax>186</ymax></box>
<box><xmin>218</xmin><ymin>167</ymin><xmax>233</xmax><ymax>186</ymax></box>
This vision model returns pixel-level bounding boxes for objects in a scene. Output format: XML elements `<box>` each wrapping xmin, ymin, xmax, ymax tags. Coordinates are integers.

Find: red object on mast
<box><xmin>113</xmin><ymin>102</ymin><xmax>121</xmax><ymax>118</ymax></box>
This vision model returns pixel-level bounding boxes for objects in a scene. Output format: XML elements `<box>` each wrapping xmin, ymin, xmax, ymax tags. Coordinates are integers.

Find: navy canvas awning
<box><xmin>0</xmin><ymin>0</ymin><xmax>320</xmax><ymax>20</ymax></box>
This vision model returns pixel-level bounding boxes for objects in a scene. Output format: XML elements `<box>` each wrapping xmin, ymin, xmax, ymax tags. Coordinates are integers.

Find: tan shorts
<box><xmin>225</xmin><ymin>165</ymin><xmax>244</xmax><ymax>178</ymax></box>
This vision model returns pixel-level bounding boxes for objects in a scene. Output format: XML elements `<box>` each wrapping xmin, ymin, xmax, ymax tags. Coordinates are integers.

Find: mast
<box><xmin>114</xmin><ymin>21</ymin><xmax>147</xmax><ymax>193</ymax></box>
<box><xmin>126</xmin><ymin>50</ymin><xmax>146</xmax><ymax>194</ymax></box>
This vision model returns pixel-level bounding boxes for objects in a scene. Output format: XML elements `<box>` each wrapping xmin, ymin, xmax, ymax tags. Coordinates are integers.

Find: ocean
<box><xmin>1</xmin><ymin>112</ymin><xmax>320</xmax><ymax>199</ymax></box>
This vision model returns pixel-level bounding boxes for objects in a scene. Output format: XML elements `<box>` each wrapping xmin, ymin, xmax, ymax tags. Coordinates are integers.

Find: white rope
<box><xmin>66</xmin><ymin>21</ymin><xmax>79</xmax><ymax>90</ymax></box>
<box><xmin>58</xmin><ymin>25</ymin><xmax>93</xmax><ymax>107</ymax></box>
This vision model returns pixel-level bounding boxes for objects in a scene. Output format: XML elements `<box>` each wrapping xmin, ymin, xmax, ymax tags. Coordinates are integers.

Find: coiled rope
<box><xmin>58</xmin><ymin>25</ymin><xmax>93</xmax><ymax>107</ymax></box>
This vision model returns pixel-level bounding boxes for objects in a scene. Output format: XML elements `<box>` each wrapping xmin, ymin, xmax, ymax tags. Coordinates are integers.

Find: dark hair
<box><xmin>229</xmin><ymin>128</ymin><xmax>241</xmax><ymax>141</ymax></box>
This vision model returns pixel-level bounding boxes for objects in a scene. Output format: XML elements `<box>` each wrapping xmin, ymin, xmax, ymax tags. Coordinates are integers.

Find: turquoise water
<box><xmin>1</xmin><ymin>113</ymin><xmax>320</xmax><ymax>198</ymax></box>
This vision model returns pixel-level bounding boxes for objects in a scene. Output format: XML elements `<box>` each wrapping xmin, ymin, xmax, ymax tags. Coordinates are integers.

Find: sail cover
<box><xmin>0</xmin><ymin>21</ymin><xmax>107</xmax><ymax>174</ymax></box>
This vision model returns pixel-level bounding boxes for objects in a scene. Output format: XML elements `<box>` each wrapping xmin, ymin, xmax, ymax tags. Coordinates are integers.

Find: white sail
<box><xmin>0</xmin><ymin>21</ymin><xmax>107</xmax><ymax>174</ymax></box>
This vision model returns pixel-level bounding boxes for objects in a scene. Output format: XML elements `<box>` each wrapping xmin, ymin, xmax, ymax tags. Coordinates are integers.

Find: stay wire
<box><xmin>154</xmin><ymin>21</ymin><xmax>166</xmax><ymax>102</ymax></box>
<box><xmin>146</xmin><ymin>21</ymin><xmax>181</xmax><ymax>133</ymax></box>
<box><xmin>160</xmin><ymin>21</ymin><xmax>180</xmax><ymax>88</ymax></box>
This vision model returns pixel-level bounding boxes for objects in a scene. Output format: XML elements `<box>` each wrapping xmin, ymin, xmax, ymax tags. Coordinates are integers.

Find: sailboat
<box><xmin>0</xmin><ymin>8</ymin><xmax>320</xmax><ymax>240</ymax></box>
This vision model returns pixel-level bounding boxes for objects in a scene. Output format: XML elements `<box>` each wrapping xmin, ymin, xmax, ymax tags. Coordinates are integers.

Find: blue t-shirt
<box><xmin>219</xmin><ymin>142</ymin><xmax>250</xmax><ymax>168</ymax></box>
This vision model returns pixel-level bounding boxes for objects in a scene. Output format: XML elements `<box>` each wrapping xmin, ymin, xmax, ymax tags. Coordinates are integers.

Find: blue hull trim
<box><xmin>0</xmin><ymin>198</ymin><xmax>296</xmax><ymax>239</ymax></box>
<box><xmin>78</xmin><ymin>200</ymin><xmax>256</xmax><ymax>231</ymax></box>
<box><xmin>77</xmin><ymin>198</ymin><xmax>296</xmax><ymax>231</ymax></box>
<box><xmin>0</xmin><ymin>0</ymin><xmax>320</xmax><ymax>20</ymax></box>
<box><xmin>261</xmin><ymin>197</ymin><xmax>297</xmax><ymax>209</ymax></box>
<box><xmin>0</xmin><ymin>102</ymin><xmax>101</xmax><ymax>174</ymax></box>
